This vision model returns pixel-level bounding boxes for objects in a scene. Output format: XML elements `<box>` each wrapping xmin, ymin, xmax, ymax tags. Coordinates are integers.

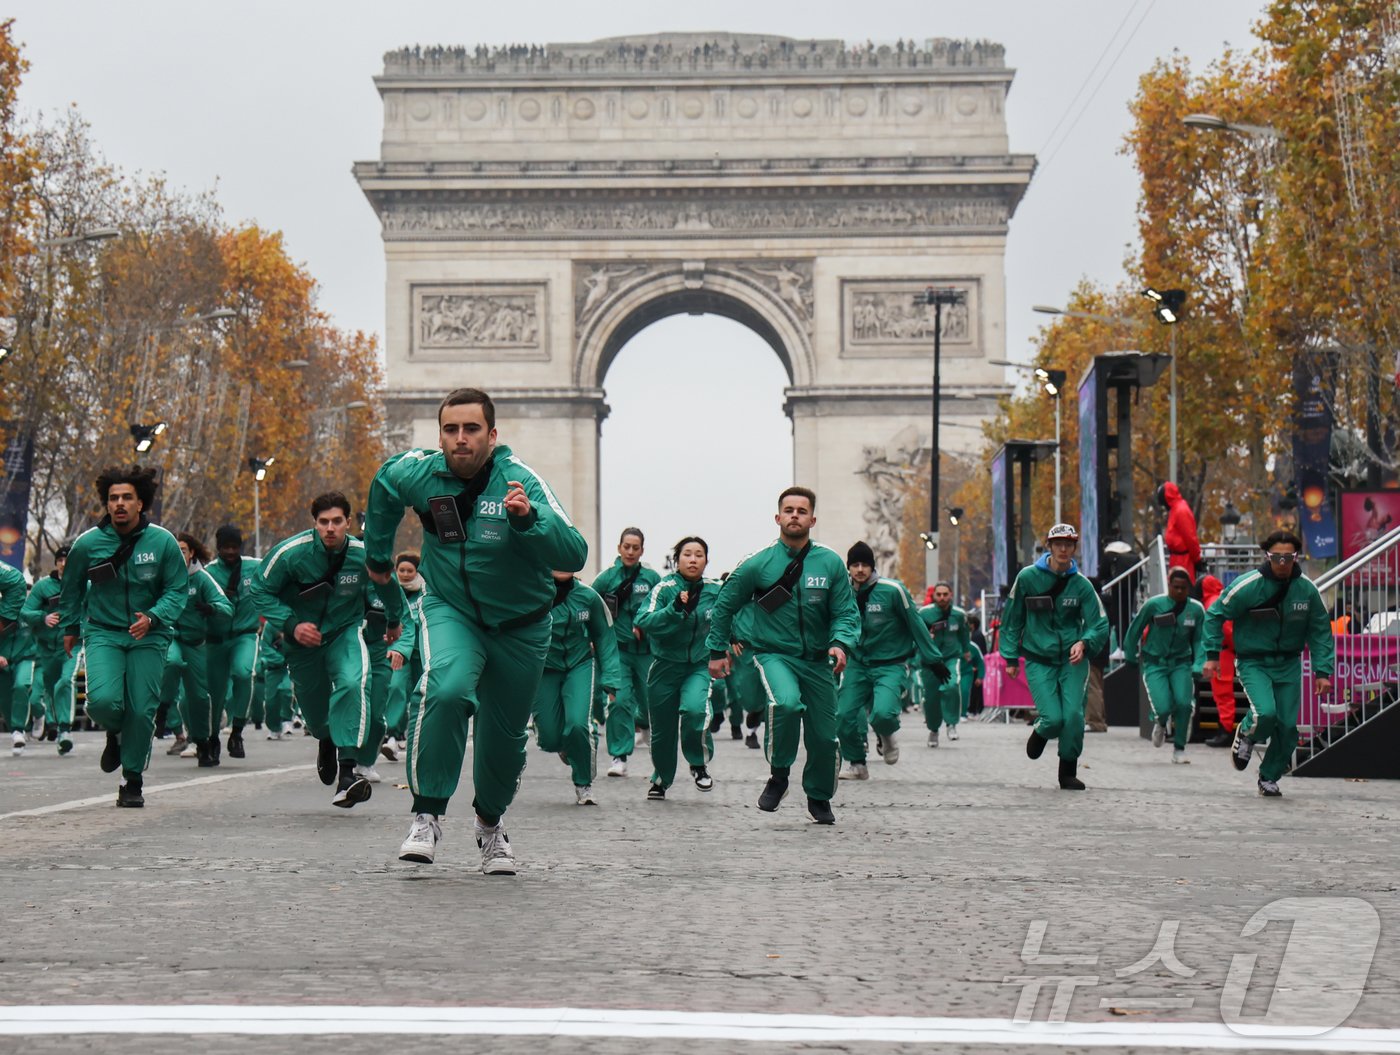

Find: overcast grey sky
<box><xmin>8</xmin><ymin>0</ymin><xmax>1261</xmax><ymax>572</ymax></box>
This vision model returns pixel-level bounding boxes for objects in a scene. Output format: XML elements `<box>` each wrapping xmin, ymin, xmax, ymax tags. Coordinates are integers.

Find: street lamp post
<box><xmin>129</xmin><ymin>421</ymin><xmax>168</xmax><ymax>453</ymax></box>
<box><xmin>248</xmin><ymin>457</ymin><xmax>274</xmax><ymax>557</ymax></box>
<box><xmin>915</xmin><ymin>286</ymin><xmax>966</xmax><ymax>585</ymax></box>
<box><xmin>987</xmin><ymin>360</ymin><xmax>1066</xmax><ymax>522</ymax></box>
<box><xmin>1140</xmin><ymin>288</ymin><xmax>1186</xmax><ymax>481</ymax></box>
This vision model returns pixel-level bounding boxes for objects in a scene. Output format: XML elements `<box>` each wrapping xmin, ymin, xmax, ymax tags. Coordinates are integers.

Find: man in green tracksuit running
<box><xmin>1124</xmin><ymin>567</ymin><xmax>1206</xmax><ymax>764</ymax></box>
<box><xmin>363</xmin><ymin>387</ymin><xmax>588</xmax><ymax>873</ymax></box>
<box><xmin>204</xmin><ymin>525</ymin><xmax>262</xmax><ymax>761</ymax></box>
<box><xmin>59</xmin><ymin>466</ymin><xmax>188</xmax><ymax>807</ymax></box>
<box><xmin>250</xmin><ymin>491</ymin><xmax>406</xmax><ymax>809</ymax></box>
<box><xmin>20</xmin><ymin>545</ymin><xmax>76</xmax><ymax>755</ymax></box>
<box><xmin>592</xmin><ymin>527</ymin><xmax>660</xmax><ymax>777</ymax></box>
<box><xmin>919</xmin><ymin>581</ymin><xmax>972</xmax><ymax>746</ymax></box>
<box><xmin>707</xmin><ymin>486</ymin><xmax>861</xmax><ymax>824</ymax></box>
<box><xmin>1203</xmin><ymin>530</ymin><xmax>1334</xmax><ymax>797</ymax></box>
<box><xmin>534</xmin><ymin>570</ymin><xmax>620</xmax><ymax>805</ymax></box>
<box><xmin>0</xmin><ymin>558</ymin><xmax>32</xmax><ymax>752</ymax></box>
<box><xmin>998</xmin><ymin>523</ymin><xmax>1110</xmax><ymax>791</ymax></box>
<box><xmin>164</xmin><ymin>536</ymin><xmax>234</xmax><ymax>766</ymax></box>
<box><xmin>837</xmin><ymin>541</ymin><xmax>947</xmax><ymax>780</ymax></box>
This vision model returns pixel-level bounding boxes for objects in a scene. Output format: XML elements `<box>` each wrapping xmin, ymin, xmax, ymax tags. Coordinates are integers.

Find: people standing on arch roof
<box><xmin>362</xmin><ymin>387</ymin><xmax>588</xmax><ymax>874</ymax></box>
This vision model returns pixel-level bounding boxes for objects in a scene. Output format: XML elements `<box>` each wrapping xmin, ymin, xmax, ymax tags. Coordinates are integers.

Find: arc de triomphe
<box><xmin>355</xmin><ymin>34</ymin><xmax>1033</xmax><ymax>572</ymax></box>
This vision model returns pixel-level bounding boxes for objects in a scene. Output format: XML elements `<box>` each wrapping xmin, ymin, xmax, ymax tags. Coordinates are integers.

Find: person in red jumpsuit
<box><xmin>1200</xmin><ymin>574</ymin><xmax>1236</xmax><ymax>746</ymax></box>
<box><xmin>1159</xmin><ymin>482</ymin><xmax>1202</xmax><ymax>575</ymax></box>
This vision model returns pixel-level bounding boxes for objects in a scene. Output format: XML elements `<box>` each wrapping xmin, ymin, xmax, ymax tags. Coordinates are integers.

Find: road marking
<box><xmin>0</xmin><ymin>765</ymin><xmax>305</xmax><ymax>822</ymax></box>
<box><xmin>0</xmin><ymin>1006</ymin><xmax>1396</xmax><ymax>1049</ymax></box>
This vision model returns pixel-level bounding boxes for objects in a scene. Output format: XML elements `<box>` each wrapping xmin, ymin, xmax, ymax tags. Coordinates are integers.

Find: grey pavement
<box><xmin>1</xmin><ymin>714</ymin><xmax>1397</xmax><ymax>1054</ymax></box>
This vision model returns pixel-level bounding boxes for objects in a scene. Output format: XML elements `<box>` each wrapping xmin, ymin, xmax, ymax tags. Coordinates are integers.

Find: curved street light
<box><xmin>130</xmin><ymin>421</ymin><xmax>168</xmax><ymax>454</ymax></box>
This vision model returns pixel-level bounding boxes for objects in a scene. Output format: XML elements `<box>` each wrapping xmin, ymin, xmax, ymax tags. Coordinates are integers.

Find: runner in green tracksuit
<box><xmin>837</xmin><ymin>541</ymin><xmax>947</xmax><ymax>779</ymax></box>
<box><xmin>363</xmin><ymin>389</ymin><xmax>588</xmax><ymax>873</ymax></box>
<box><xmin>1</xmin><ymin>562</ymin><xmax>35</xmax><ymax>753</ymax></box>
<box><xmin>1124</xmin><ymin>567</ymin><xmax>1206</xmax><ymax>762</ymax></box>
<box><xmin>204</xmin><ymin>525</ymin><xmax>263</xmax><ymax>760</ymax></box>
<box><xmin>253</xmin><ymin>622</ymin><xmax>293</xmax><ymax>739</ymax></box>
<box><xmin>592</xmin><ymin>531</ymin><xmax>661</xmax><ymax>774</ymax></box>
<box><xmin>707</xmin><ymin>487</ymin><xmax>861</xmax><ymax>823</ymax></box>
<box><xmin>998</xmin><ymin>524</ymin><xmax>1110</xmax><ymax>791</ymax></box>
<box><xmin>960</xmin><ymin>641</ymin><xmax>985</xmax><ymax>718</ymax></box>
<box><xmin>1203</xmin><ymin>530</ymin><xmax>1334</xmax><ymax>797</ymax></box>
<box><xmin>59</xmin><ymin>467</ymin><xmax>188</xmax><ymax>806</ymax></box>
<box><xmin>382</xmin><ymin>552</ymin><xmax>427</xmax><ymax>761</ymax></box>
<box><xmin>919</xmin><ymin>582</ymin><xmax>972</xmax><ymax>746</ymax></box>
<box><xmin>534</xmin><ymin>572</ymin><xmax>620</xmax><ymax>804</ymax></box>
<box><xmin>636</xmin><ymin>537</ymin><xmax>722</xmax><ymax>798</ymax></box>
<box><xmin>161</xmin><ymin>535</ymin><xmax>234</xmax><ymax>766</ymax></box>
<box><xmin>20</xmin><ymin>546</ymin><xmax>76</xmax><ymax>755</ymax></box>
<box><xmin>250</xmin><ymin>492</ymin><xmax>405</xmax><ymax>809</ymax></box>
<box><xmin>355</xmin><ymin>573</ymin><xmax>416</xmax><ymax>780</ymax></box>
<box><xmin>726</xmin><ymin>602</ymin><xmax>766</xmax><ymax>748</ymax></box>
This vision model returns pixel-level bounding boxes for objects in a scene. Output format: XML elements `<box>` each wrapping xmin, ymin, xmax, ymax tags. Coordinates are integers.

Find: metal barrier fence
<box><xmin>1102</xmin><ymin>536</ymin><xmax>1167</xmax><ymax>673</ymax></box>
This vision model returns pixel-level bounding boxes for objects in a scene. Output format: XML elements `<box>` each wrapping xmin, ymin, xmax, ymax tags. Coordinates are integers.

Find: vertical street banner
<box><xmin>0</xmin><ymin>433</ymin><xmax>33</xmax><ymax>570</ymax></box>
<box><xmin>1294</xmin><ymin>354</ymin><xmax>1337</xmax><ymax>558</ymax></box>
<box><xmin>991</xmin><ymin>448</ymin><xmax>1008</xmax><ymax>596</ymax></box>
<box><xmin>1078</xmin><ymin>367</ymin><xmax>1101</xmax><ymax>578</ymax></box>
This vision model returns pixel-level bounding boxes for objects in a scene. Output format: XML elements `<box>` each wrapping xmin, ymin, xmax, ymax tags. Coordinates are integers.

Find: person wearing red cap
<box><xmin>1123</xmin><ymin>567</ymin><xmax>1206</xmax><ymax>763</ymax></box>
<box><xmin>1199</xmin><ymin>574</ymin><xmax>1237</xmax><ymax>746</ymax></box>
<box><xmin>1158</xmin><ymin>483</ymin><xmax>1201</xmax><ymax>576</ymax></box>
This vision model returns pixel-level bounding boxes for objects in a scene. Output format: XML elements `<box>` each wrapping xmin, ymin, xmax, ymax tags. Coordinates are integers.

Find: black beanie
<box><xmin>847</xmin><ymin>541</ymin><xmax>876</xmax><ymax>568</ymax></box>
<box><xmin>215</xmin><ymin>524</ymin><xmax>243</xmax><ymax>550</ymax></box>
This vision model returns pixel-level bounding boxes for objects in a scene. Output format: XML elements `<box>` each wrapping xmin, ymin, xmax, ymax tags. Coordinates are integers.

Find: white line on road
<box><xmin>0</xmin><ymin>765</ymin><xmax>306</xmax><ymax>822</ymax></box>
<box><xmin>0</xmin><ymin>1006</ymin><xmax>1396</xmax><ymax>1050</ymax></box>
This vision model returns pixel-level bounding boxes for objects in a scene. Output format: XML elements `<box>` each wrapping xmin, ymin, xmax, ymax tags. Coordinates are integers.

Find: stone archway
<box><xmin>356</xmin><ymin>32</ymin><xmax>1033</xmax><ymax>573</ymax></box>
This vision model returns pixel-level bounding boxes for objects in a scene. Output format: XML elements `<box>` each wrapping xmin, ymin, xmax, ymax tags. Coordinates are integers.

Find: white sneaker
<box><xmin>882</xmin><ymin>731</ymin><xmax>900</xmax><ymax>764</ymax></box>
<box><xmin>927</xmin><ymin>729</ymin><xmax>939</xmax><ymax>748</ymax></box>
<box><xmin>398</xmin><ymin>813</ymin><xmax>442</xmax><ymax>863</ymax></box>
<box><xmin>355</xmin><ymin>765</ymin><xmax>383</xmax><ymax>784</ymax></box>
<box><xmin>11</xmin><ymin>731</ymin><xmax>24</xmax><ymax>757</ymax></box>
<box><xmin>380</xmin><ymin>737</ymin><xmax>399</xmax><ymax>762</ymax></box>
<box><xmin>1152</xmin><ymin>720</ymin><xmax>1166</xmax><ymax>748</ymax></box>
<box><xmin>1172</xmin><ymin>748</ymin><xmax>1189</xmax><ymax>765</ymax></box>
<box><xmin>475</xmin><ymin>821</ymin><xmax>516</xmax><ymax>875</ymax></box>
<box><xmin>607</xmin><ymin>757</ymin><xmax>627</xmax><ymax>778</ymax></box>
<box><xmin>947</xmin><ymin>725</ymin><xmax>959</xmax><ymax>741</ymax></box>
<box><xmin>180</xmin><ymin>741</ymin><xmax>199</xmax><ymax>758</ymax></box>
<box><xmin>839</xmin><ymin>761</ymin><xmax>859</xmax><ymax>781</ymax></box>
<box><xmin>852</xmin><ymin>762</ymin><xmax>869</xmax><ymax>780</ymax></box>
<box><xmin>575</xmin><ymin>784</ymin><xmax>597</xmax><ymax>805</ymax></box>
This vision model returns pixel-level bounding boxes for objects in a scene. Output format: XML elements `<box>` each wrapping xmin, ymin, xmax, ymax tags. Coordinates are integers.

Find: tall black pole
<box><xmin>931</xmin><ymin>298</ymin><xmax>942</xmax><ymax>537</ymax></box>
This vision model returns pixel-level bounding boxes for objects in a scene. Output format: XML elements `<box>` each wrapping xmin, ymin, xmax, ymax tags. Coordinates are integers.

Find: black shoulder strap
<box><xmin>1044</xmin><ymin>572</ymin><xmax>1073</xmax><ymax>602</ymax></box>
<box><xmin>92</xmin><ymin>518</ymin><xmax>148</xmax><ymax>576</ymax></box>
<box><xmin>857</xmin><ymin>581</ymin><xmax>877</xmax><ymax>615</ymax></box>
<box><xmin>1257</xmin><ymin>571</ymin><xmax>1296</xmax><ymax>612</ymax></box>
<box><xmin>755</xmin><ymin>542</ymin><xmax>812</xmax><ymax>600</ymax></box>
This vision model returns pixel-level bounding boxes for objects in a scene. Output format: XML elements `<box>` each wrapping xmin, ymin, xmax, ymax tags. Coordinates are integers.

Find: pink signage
<box><xmin>1301</xmin><ymin>634</ymin><xmax>1399</xmax><ymax>730</ymax></box>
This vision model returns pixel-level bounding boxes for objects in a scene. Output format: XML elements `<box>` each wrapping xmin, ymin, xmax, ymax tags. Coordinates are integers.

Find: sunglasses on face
<box><xmin>1267</xmin><ymin>552</ymin><xmax>1297</xmax><ymax>564</ymax></box>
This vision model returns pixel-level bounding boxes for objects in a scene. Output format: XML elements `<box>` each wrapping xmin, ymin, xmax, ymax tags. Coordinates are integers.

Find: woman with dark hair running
<box><xmin>161</xmin><ymin>532</ymin><xmax>233</xmax><ymax>765</ymax></box>
<box><xmin>636</xmin><ymin>536</ymin><xmax>721</xmax><ymax>799</ymax></box>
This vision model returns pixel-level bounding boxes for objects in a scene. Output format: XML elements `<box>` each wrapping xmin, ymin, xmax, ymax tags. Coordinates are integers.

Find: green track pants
<box><xmin>255</xmin><ymin>663</ymin><xmax>293</xmax><ymax>731</ymax></box>
<box><xmin>354</xmin><ymin>639</ymin><xmax>392</xmax><ymax>768</ymax></box>
<box><xmin>1026</xmin><ymin>658</ymin><xmax>1089</xmax><ymax>761</ymax></box>
<box><xmin>1142</xmin><ymin>662</ymin><xmax>1195</xmax><ymax>750</ymax></box>
<box><xmin>385</xmin><ymin>651</ymin><xmax>423</xmax><ymax>740</ymax></box>
<box><xmin>1</xmin><ymin>659</ymin><xmax>35</xmax><ymax>732</ymax></box>
<box><xmin>285</xmin><ymin>626</ymin><xmax>372</xmax><ymax>763</ymax></box>
<box><xmin>31</xmin><ymin>651</ymin><xmax>74</xmax><ymax>731</ymax></box>
<box><xmin>161</xmin><ymin>640</ymin><xmax>216</xmax><ymax>743</ymax></box>
<box><xmin>1236</xmin><ymin>655</ymin><xmax>1301</xmax><ymax>782</ymax></box>
<box><xmin>646</xmin><ymin>657</ymin><xmax>713</xmax><ymax>789</ymax></box>
<box><xmin>605</xmin><ymin>648</ymin><xmax>652</xmax><ymax>759</ymax></box>
<box><xmin>83</xmin><ymin>628</ymin><xmax>170</xmax><ymax>778</ymax></box>
<box><xmin>836</xmin><ymin>659</ymin><xmax>906</xmax><ymax>764</ymax></box>
<box><xmin>753</xmin><ymin>652</ymin><xmax>839</xmax><ymax>802</ymax></box>
<box><xmin>533</xmin><ymin>661</ymin><xmax>597</xmax><ymax>789</ymax></box>
<box><xmin>206</xmin><ymin>632</ymin><xmax>259</xmax><ymax>726</ymax></box>
<box><xmin>404</xmin><ymin>595</ymin><xmax>551</xmax><ymax>822</ymax></box>
<box><xmin>729</xmin><ymin>651</ymin><xmax>765</xmax><ymax>715</ymax></box>
<box><xmin>921</xmin><ymin>659</ymin><xmax>963</xmax><ymax>731</ymax></box>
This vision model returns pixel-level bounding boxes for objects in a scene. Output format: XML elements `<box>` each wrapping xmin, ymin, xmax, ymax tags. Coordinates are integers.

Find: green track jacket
<box><xmin>544</xmin><ymin>578</ymin><xmax>621</xmax><ymax>688</ymax></box>
<box><xmin>1203</xmin><ymin>564</ymin><xmax>1334</xmax><ymax>675</ymax></box>
<box><xmin>637</xmin><ymin>574</ymin><xmax>723</xmax><ymax>665</ymax></box>
<box><xmin>20</xmin><ymin>573</ymin><xmax>64</xmax><ymax>654</ymax></box>
<box><xmin>363</xmin><ymin>445</ymin><xmax>587</xmax><ymax>629</ymax></box>
<box><xmin>592</xmin><ymin>558</ymin><xmax>662</xmax><ymax>647</ymax></box>
<box><xmin>205</xmin><ymin>555</ymin><xmax>264</xmax><ymax>638</ymax></box>
<box><xmin>176</xmin><ymin>567</ymin><xmax>235</xmax><ymax>645</ymax></box>
<box><xmin>706</xmin><ymin>539</ymin><xmax>861</xmax><ymax>661</ymax></box>
<box><xmin>1124</xmin><ymin>594</ymin><xmax>1206</xmax><ymax>672</ymax></box>
<box><xmin>249</xmin><ymin>532</ymin><xmax>405</xmax><ymax>651</ymax></box>
<box><xmin>852</xmin><ymin>576</ymin><xmax>943</xmax><ymax>666</ymax></box>
<box><xmin>998</xmin><ymin>556</ymin><xmax>1110</xmax><ymax>667</ymax></box>
<box><xmin>59</xmin><ymin>517</ymin><xmax>188</xmax><ymax>638</ymax></box>
<box><xmin>0</xmin><ymin>560</ymin><xmax>25</xmax><ymax>636</ymax></box>
<box><xmin>363</xmin><ymin>578</ymin><xmax>416</xmax><ymax>661</ymax></box>
<box><xmin>918</xmin><ymin>602</ymin><xmax>972</xmax><ymax>664</ymax></box>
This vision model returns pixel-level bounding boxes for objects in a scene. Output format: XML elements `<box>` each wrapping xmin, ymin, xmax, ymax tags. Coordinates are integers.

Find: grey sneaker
<box><xmin>1172</xmin><ymin>748</ymin><xmax>1189</xmax><ymax>764</ymax></box>
<box><xmin>927</xmin><ymin>728</ymin><xmax>939</xmax><ymax>748</ymax></box>
<box><xmin>399</xmin><ymin>813</ymin><xmax>442</xmax><ymax>863</ymax></box>
<box><xmin>1152</xmin><ymin>720</ymin><xmax>1166</xmax><ymax>748</ymax></box>
<box><xmin>882</xmin><ymin>731</ymin><xmax>900</xmax><ymax>764</ymax></box>
<box><xmin>476</xmin><ymin>822</ymin><xmax>516</xmax><ymax>875</ymax></box>
<box><xmin>1258</xmin><ymin>779</ymin><xmax>1282</xmax><ymax>797</ymax></box>
<box><xmin>1232</xmin><ymin>725</ymin><xmax>1254</xmax><ymax>772</ymax></box>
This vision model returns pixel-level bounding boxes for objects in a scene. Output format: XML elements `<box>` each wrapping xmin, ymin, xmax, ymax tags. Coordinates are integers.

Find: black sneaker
<box><xmin>57</xmin><ymin>734</ymin><xmax>73</xmax><ymax>756</ymax></box>
<box><xmin>646</xmin><ymin>783</ymin><xmax>666</xmax><ymax>800</ymax></box>
<box><xmin>1257</xmin><ymin>778</ymin><xmax>1283</xmax><ymax>797</ymax></box>
<box><xmin>1231</xmin><ymin>725</ymin><xmax>1254</xmax><ymax>772</ymax></box>
<box><xmin>875</xmin><ymin>735</ymin><xmax>885</xmax><ymax>757</ymax></box>
<box><xmin>806</xmin><ymin>797</ymin><xmax>835</xmax><ymax>824</ymax></box>
<box><xmin>205</xmin><ymin>736</ymin><xmax>222</xmax><ymax>766</ymax></box>
<box><xmin>708</xmin><ymin>711</ymin><xmax>725</xmax><ymax>734</ymax></box>
<box><xmin>729</xmin><ymin>723</ymin><xmax>743</xmax><ymax>740</ymax></box>
<box><xmin>196</xmin><ymin>740</ymin><xmax>218</xmax><ymax>768</ymax></box>
<box><xmin>757</xmin><ymin>774</ymin><xmax>789</xmax><ymax>812</ymax></box>
<box><xmin>116</xmin><ymin>780</ymin><xmax>144</xmax><ymax>808</ymax></box>
<box><xmin>1205</xmin><ymin>731</ymin><xmax>1233</xmax><ymax>748</ymax></box>
<box><xmin>316</xmin><ymin>739</ymin><xmax>338</xmax><ymax>785</ymax></box>
<box><xmin>691</xmin><ymin>766</ymin><xmax>714</xmax><ymax>792</ymax></box>
<box><xmin>100</xmin><ymin>732</ymin><xmax>122</xmax><ymax>773</ymax></box>
<box><xmin>1026</xmin><ymin>730</ymin><xmax>1048</xmax><ymax>760</ymax></box>
<box><xmin>227</xmin><ymin>729</ymin><xmax>245</xmax><ymax>759</ymax></box>
<box><xmin>331</xmin><ymin>770</ymin><xmax>372</xmax><ymax>808</ymax></box>
<box><xmin>1058</xmin><ymin>758</ymin><xmax>1086</xmax><ymax>791</ymax></box>
<box><xmin>45</xmin><ymin>726</ymin><xmax>58</xmax><ymax>742</ymax></box>
<box><xmin>744</xmin><ymin>732</ymin><xmax>760</xmax><ymax>750</ymax></box>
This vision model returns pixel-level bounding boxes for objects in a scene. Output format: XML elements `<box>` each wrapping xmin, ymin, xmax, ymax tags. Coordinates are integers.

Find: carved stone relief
<box><xmin>412</xmin><ymin>284</ymin><xmax>547</xmax><ymax>361</ymax></box>
<box><xmin>857</xmin><ymin>427</ymin><xmax>924</xmax><ymax>573</ymax></box>
<box><xmin>842</xmin><ymin>280</ymin><xmax>978</xmax><ymax>358</ymax></box>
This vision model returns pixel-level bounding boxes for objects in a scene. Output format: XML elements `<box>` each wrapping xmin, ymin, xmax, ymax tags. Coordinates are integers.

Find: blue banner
<box><xmin>0</xmin><ymin>433</ymin><xmax>33</xmax><ymax>570</ymax></box>
<box><xmin>1078</xmin><ymin>370</ymin><xmax>1100</xmax><ymax>577</ymax></box>
<box><xmin>1294</xmin><ymin>355</ymin><xmax>1337</xmax><ymax>558</ymax></box>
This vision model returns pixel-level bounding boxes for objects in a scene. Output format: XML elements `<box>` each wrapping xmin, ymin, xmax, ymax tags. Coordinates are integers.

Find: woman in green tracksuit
<box><xmin>998</xmin><ymin>523</ymin><xmax>1110</xmax><ymax>791</ymax></box>
<box><xmin>382</xmin><ymin>551</ymin><xmax>427</xmax><ymax>761</ymax></box>
<box><xmin>1124</xmin><ymin>567</ymin><xmax>1205</xmax><ymax>763</ymax></box>
<box><xmin>636</xmin><ymin>537</ymin><xmax>722</xmax><ymax>799</ymax></box>
<box><xmin>919</xmin><ymin>581</ymin><xmax>972</xmax><ymax>745</ymax></box>
<box><xmin>249</xmin><ymin>491</ymin><xmax>406</xmax><ymax>809</ymax></box>
<box><xmin>533</xmin><ymin>571</ymin><xmax>620</xmax><ymax>805</ymax></box>
<box><xmin>203</xmin><ymin>525</ymin><xmax>263</xmax><ymax>760</ymax></box>
<box><xmin>592</xmin><ymin>529</ymin><xmax>661</xmax><ymax>776</ymax></box>
<box><xmin>20</xmin><ymin>546</ymin><xmax>75</xmax><ymax>755</ymax></box>
<box><xmin>58</xmin><ymin>466</ymin><xmax>188</xmax><ymax>807</ymax></box>
<box><xmin>1203</xmin><ymin>530</ymin><xmax>1334</xmax><ymax>797</ymax></box>
<box><xmin>162</xmin><ymin>534</ymin><xmax>234</xmax><ymax>766</ymax></box>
